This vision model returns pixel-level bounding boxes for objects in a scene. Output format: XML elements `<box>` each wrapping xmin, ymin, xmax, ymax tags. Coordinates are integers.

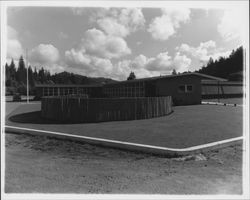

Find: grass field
<box><xmin>5</xmin><ymin>102</ymin><xmax>243</xmax><ymax>148</ymax></box>
<box><xmin>5</xmin><ymin>132</ymin><xmax>242</xmax><ymax>194</ymax></box>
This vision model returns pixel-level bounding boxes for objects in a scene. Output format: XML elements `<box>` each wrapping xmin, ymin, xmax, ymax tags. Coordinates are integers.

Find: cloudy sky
<box><xmin>6</xmin><ymin>3</ymin><xmax>248</xmax><ymax>80</ymax></box>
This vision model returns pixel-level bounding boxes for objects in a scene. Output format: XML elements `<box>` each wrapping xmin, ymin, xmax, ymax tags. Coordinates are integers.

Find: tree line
<box><xmin>5</xmin><ymin>56</ymin><xmax>52</xmax><ymax>95</ymax></box>
<box><xmin>5</xmin><ymin>56</ymin><xmax>115</xmax><ymax>95</ymax></box>
<box><xmin>197</xmin><ymin>46</ymin><xmax>243</xmax><ymax>81</ymax></box>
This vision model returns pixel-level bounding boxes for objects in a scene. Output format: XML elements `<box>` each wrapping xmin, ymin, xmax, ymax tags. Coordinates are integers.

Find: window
<box><xmin>186</xmin><ymin>85</ymin><xmax>193</xmax><ymax>92</ymax></box>
<box><xmin>178</xmin><ymin>85</ymin><xmax>193</xmax><ymax>93</ymax></box>
<box><xmin>178</xmin><ymin>85</ymin><xmax>186</xmax><ymax>93</ymax></box>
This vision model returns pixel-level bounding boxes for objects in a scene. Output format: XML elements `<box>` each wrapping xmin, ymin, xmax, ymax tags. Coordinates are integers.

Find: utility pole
<box><xmin>26</xmin><ymin>48</ymin><xmax>29</xmax><ymax>103</ymax></box>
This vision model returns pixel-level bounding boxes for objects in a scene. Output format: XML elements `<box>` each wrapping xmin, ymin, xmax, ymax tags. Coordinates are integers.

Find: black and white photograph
<box><xmin>1</xmin><ymin>0</ymin><xmax>249</xmax><ymax>199</ymax></box>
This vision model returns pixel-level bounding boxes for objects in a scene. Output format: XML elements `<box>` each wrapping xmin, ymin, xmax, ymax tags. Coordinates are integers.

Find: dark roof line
<box><xmin>104</xmin><ymin>72</ymin><xmax>227</xmax><ymax>86</ymax></box>
<box><xmin>35</xmin><ymin>73</ymin><xmax>227</xmax><ymax>88</ymax></box>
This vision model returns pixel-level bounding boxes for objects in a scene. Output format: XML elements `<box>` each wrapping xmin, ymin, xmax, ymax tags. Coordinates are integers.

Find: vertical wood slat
<box><xmin>41</xmin><ymin>96</ymin><xmax>173</xmax><ymax>123</ymax></box>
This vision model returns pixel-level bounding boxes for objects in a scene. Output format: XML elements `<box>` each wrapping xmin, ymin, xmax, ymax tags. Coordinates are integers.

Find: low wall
<box><xmin>41</xmin><ymin>96</ymin><xmax>173</xmax><ymax>123</ymax></box>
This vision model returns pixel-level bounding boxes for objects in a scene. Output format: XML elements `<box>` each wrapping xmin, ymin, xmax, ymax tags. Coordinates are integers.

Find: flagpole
<box><xmin>26</xmin><ymin>48</ymin><xmax>29</xmax><ymax>103</ymax></box>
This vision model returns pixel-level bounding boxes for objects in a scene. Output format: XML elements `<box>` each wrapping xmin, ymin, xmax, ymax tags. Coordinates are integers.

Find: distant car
<box><xmin>13</xmin><ymin>93</ymin><xmax>21</xmax><ymax>102</ymax></box>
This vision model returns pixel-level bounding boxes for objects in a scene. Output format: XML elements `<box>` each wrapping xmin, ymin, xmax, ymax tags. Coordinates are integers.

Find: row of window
<box><xmin>41</xmin><ymin>84</ymin><xmax>194</xmax><ymax>97</ymax></box>
<box><xmin>104</xmin><ymin>86</ymin><xmax>145</xmax><ymax>97</ymax></box>
<box><xmin>42</xmin><ymin>87</ymin><xmax>91</xmax><ymax>96</ymax></box>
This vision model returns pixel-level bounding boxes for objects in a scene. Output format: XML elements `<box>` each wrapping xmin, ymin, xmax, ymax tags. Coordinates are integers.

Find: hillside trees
<box><xmin>198</xmin><ymin>46</ymin><xmax>243</xmax><ymax>79</ymax></box>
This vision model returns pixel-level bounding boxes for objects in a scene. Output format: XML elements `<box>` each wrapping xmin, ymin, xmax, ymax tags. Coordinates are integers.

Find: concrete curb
<box><xmin>202</xmin><ymin>101</ymin><xmax>242</xmax><ymax>107</ymax></box>
<box><xmin>4</xmin><ymin>125</ymin><xmax>243</xmax><ymax>157</ymax></box>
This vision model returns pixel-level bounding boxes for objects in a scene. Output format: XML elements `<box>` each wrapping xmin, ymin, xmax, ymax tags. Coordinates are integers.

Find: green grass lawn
<box><xmin>5</xmin><ymin>102</ymin><xmax>243</xmax><ymax>148</ymax></box>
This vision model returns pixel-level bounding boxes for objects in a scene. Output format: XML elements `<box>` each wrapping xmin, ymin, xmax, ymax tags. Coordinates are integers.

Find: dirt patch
<box><xmin>5</xmin><ymin>132</ymin><xmax>242</xmax><ymax>194</ymax></box>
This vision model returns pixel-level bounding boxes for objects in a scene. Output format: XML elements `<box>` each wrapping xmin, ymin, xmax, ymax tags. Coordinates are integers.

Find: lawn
<box><xmin>5</xmin><ymin>101</ymin><xmax>243</xmax><ymax>148</ymax></box>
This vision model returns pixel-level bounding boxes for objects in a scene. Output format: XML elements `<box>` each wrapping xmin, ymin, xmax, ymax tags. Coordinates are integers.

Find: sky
<box><xmin>5</xmin><ymin>3</ymin><xmax>248</xmax><ymax>81</ymax></box>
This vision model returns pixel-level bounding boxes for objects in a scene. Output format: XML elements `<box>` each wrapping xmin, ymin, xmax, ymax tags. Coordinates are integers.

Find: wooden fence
<box><xmin>41</xmin><ymin>96</ymin><xmax>173</xmax><ymax>123</ymax></box>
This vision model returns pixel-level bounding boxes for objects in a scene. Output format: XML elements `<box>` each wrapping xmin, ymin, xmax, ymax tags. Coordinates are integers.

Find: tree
<box><xmin>16</xmin><ymin>56</ymin><xmax>26</xmax><ymax>83</ymax></box>
<box><xmin>9</xmin><ymin>59</ymin><xmax>16</xmax><ymax>81</ymax></box>
<box><xmin>33</xmin><ymin>67</ymin><xmax>38</xmax><ymax>84</ymax></box>
<box><xmin>172</xmin><ymin>69</ymin><xmax>177</xmax><ymax>75</ymax></box>
<box><xmin>127</xmin><ymin>71</ymin><xmax>136</xmax><ymax>80</ymax></box>
<box><xmin>207</xmin><ymin>57</ymin><xmax>214</xmax><ymax>66</ymax></box>
<box><xmin>198</xmin><ymin>46</ymin><xmax>243</xmax><ymax>79</ymax></box>
<box><xmin>28</xmin><ymin>66</ymin><xmax>35</xmax><ymax>87</ymax></box>
<box><xmin>38</xmin><ymin>67</ymin><xmax>45</xmax><ymax>83</ymax></box>
<box><xmin>5</xmin><ymin>63</ymin><xmax>11</xmax><ymax>86</ymax></box>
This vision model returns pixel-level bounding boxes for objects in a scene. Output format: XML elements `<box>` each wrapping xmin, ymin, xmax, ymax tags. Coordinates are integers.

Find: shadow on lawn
<box><xmin>9</xmin><ymin>110</ymin><xmax>175</xmax><ymax>125</ymax></box>
<box><xmin>8</xmin><ymin>111</ymin><xmax>77</xmax><ymax>124</ymax></box>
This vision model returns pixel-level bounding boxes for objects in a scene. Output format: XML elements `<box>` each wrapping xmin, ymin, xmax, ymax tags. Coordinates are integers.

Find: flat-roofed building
<box><xmin>103</xmin><ymin>72</ymin><xmax>226</xmax><ymax>105</ymax></box>
<box><xmin>35</xmin><ymin>72</ymin><xmax>230</xmax><ymax>105</ymax></box>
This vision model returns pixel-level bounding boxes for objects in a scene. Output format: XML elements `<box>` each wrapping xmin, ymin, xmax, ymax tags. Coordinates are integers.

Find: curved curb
<box><xmin>4</xmin><ymin>125</ymin><xmax>243</xmax><ymax>157</ymax></box>
<box><xmin>202</xmin><ymin>101</ymin><xmax>242</xmax><ymax>107</ymax></box>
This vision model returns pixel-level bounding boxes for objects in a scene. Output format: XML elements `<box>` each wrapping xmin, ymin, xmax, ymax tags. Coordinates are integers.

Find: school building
<box><xmin>35</xmin><ymin>72</ymin><xmax>242</xmax><ymax>105</ymax></box>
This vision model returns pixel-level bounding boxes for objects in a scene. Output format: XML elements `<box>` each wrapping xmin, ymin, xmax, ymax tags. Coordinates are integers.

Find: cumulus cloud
<box><xmin>7</xmin><ymin>26</ymin><xmax>23</xmax><ymax>59</ymax></box>
<box><xmin>113</xmin><ymin>51</ymin><xmax>191</xmax><ymax>80</ymax></box>
<box><xmin>119</xmin><ymin>51</ymin><xmax>191</xmax><ymax>78</ymax></box>
<box><xmin>148</xmin><ymin>8</ymin><xmax>190</xmax><ymax>40</ymax></box>
<box><xmin>173</xmin><ymin>52</ymin><xmax>192</xmax><ymax>72</ymax></box>
<box><xmin>131</xmin><ymin>54</ymin><xmax>148</xmax><ymax>69</ymax></box>
<box><xmin>92</xmin><ymin>8</ymin><xmax>145</xmax><ymax>37</ymax></box>
<box><xmin>178</xmin><ymin>42</ymin><xmax>211</xmax><ymax>63</ymax></box>
<box><xmin>79</xmin><ymin>28</ymin><xmax>131</xmax><ymax>59</ymax></box>
<box><xmin>64</xmin><ymin>19</ymin><xmax>134</xmax><ymax>79</ymax></box>
<box><xmin>30</xmin><ymin>44</ymin><xmax>60</xmax><ymax>64</ymax></box>
<box><xmin>65</xmin><ymin>47</ymin><xmax>192</xmax><ymax>80</ymax></box>
<box><xmin>146</xmin><ymin>51</ymin><xmax>173</xmax><ymax>71</ymax></box>
<box><xmin>177</xmin><ymin>40</ymin><xmax>229</xmax><ymax>64</ymax></box>
<box><xmin>7</xmin><ymin>39</ymin><xmax>23</xmax><ymax>60</ymax></box>
<box><xmin>112</xmin><ymin>59</ymin><xmax>159</xmax><ymax>80</ymax></box>
<box><xmin>65</xmin><ymin>48</ymin><xmax>91</xmax><ymax>66</ymax></box>
<box><xmin>145</xmin><ymin>51</ymin><xmax>191</xmax><ymax>73</ymax></box>
<box><xmin>218</xmin><ymin>8</ymin><xmax>247</xmax><ymax>42</ymax></box>
<box><xmin>97</xmin><ymin>18</ymin><xmax>130</xmax><ymax>37</ymax></box>
<box><xmin>65</xmin><ymin>51</ymin><xmax>114</xmax><ymax>78</ymax></box>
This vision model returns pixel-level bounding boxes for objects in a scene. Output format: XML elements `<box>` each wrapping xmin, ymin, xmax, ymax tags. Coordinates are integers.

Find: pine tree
<box><xmin>5</xmin><ymin>63</ymin><xmax>11</xmax><ymax>86</ymax></box>
<box><xmin>16</xmin><ymin>56</ymin><xmax>26</xmax><ymax>84</ymax></box>
<box><xmin>9</xmin><ymin>59</ymin><xmax>16</xmax><ymax>81</ymax></box>
<box><xmin>28</xmin><ymin>66</ymin><xmax>35</xmax><ymax>87</ymax></box>
<box><xmin>172</xmin><ymin>69</ymin><xmax>177</xmax><ymax>75</ymax></box>
<box><xmin>38</xmin><ymin>67</ymin><xmax>45</xmax><ymax>83</ymax></box>
<box><xmin>33</xmin><ymin>67</ymin><xmax>38</xmax><ymax>84</ymax></box>
<box><xmin>127</xmin><ymin>71</ymin><xmax>136</xmax><ymax>80</ymax></box>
